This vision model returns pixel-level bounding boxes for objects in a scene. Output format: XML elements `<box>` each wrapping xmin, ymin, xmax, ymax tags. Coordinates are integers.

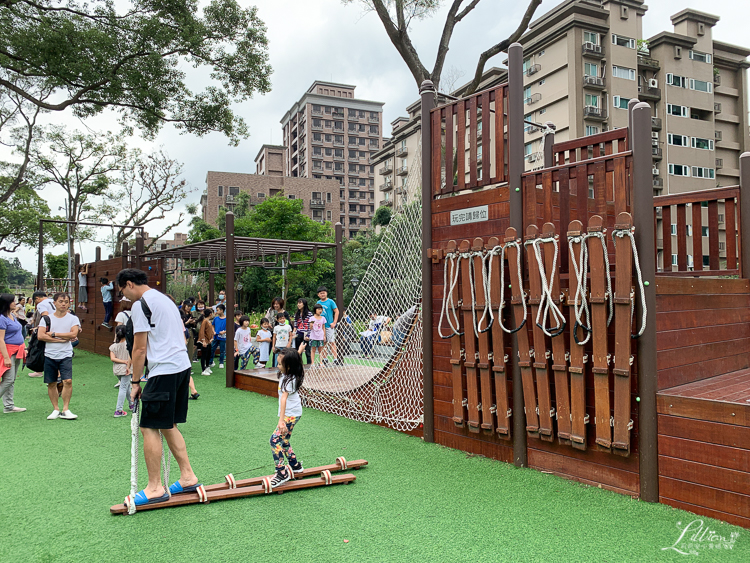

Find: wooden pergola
<box><xmin>140</xmin><ymin>214</ymin><xmax>344</xmax><ymax>388</ymax></box>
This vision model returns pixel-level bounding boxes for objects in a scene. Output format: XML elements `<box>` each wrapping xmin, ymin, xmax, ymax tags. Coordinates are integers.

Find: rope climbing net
<box><xmin>300</xmin><ymin>142</ymin><xmax>424</xmax><ymax>432</ymax></box>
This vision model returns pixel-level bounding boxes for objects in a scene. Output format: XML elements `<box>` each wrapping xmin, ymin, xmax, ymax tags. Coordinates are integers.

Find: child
<box><xmin>109</xmin><ymin>326</ymin><xmax>132</xmax><ymax>417</ymax></box>
<box><xmin>197</xmin><ymin>307</ymin><xmax>215</xmax><ymax>375</ymax></box>
<box><xmin>269</xmin><ymin>343</ymin><xmax>306</xmax><ymax>487</ymax></box>
<box><xmin>256</xmin><ymin>318</ymin><xmax>273</xmax><ymax>368</ymax></box>
<box><xmin>293</xmin><ymin>298</ymin><xmax>313</xmax><ymax>365</ymax></box>
<box><xmin>234</xmin><ymin>315</ymin><xmax>262</xmax><ymax>370</ymax></box>
<box><xmin>308</xmin><ymin>304</ymin><xmax>327</xmax><ymax>367</ymax></box>
<box><xmin>209</xmin><ymin>304</ymin><xmax>227</xmax><ymax>369</ymax></box>
<box><xmin>76</xmin><ymin>264</ymin><xmax>89</xmax><ymax>311</ymax></box>
<box><xmin>272</xmin><ymin>312</ymin><xmax>294</xmax><ymax>367</ymax></box>
<box><xmin>100</xmin><ymin>277</ymin><xmax>114</xmax><ymax>328</ymax></box>
<box><xmin>233</xmin><ymin>310</ymin><xmax>242</xmax><ymax>331</ymax></box>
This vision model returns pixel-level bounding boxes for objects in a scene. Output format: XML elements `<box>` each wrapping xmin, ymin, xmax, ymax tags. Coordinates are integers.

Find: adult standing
<box><xmin>117</xmin><ymin>268</ymin><xmax>200</xmax><ymax>506</ymax></box>
<box><xmin>38</xmin><ymin>292</ymin><xmax>81</xmax><ymax>420</ymax></box>
<box><xmin>28</xmin><ymin>291</ymin><xmax>55</xmax><ymax>378</ymax></box>
<box><xmin>265</xmin><ymin>297</ymin><xmax>290</xmax><ymax>327</ymax></box>
<box><xmin>0</xmin><ymin>294</ymin><xmax>27</xmax><ymax>413</ymax></box>
<box><xmin>316</xmin><ymin>286</ymin><xmax>341</xmax><ymax>366</ymax></box>
<box><xmin>100</xmin><ymin>277</ymin><xmax>115</xmax><ymax>328</ymax></box>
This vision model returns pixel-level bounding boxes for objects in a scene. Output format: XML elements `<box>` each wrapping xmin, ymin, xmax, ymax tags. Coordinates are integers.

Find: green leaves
<box><xmin>0</xmin><ymin>0</ymin><xmax>272</xmax><ymax>144</ymax></box>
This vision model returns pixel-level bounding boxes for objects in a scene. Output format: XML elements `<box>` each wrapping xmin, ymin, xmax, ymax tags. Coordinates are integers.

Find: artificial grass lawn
<box><xmin>1</xmin><ymin>350</ymin><xmax>746</xmax><ymax>562</ymax></box>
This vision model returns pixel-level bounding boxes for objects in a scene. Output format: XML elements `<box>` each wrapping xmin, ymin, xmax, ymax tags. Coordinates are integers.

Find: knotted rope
<box><xmin>526</xmin><ymin>236</ymin><xmax>566</xmax><ymax>337</ymax></box>
<box><xmin>612</xmin><ymin>227</ymin><xmax>648</xmax><ymax>338</ymax></box>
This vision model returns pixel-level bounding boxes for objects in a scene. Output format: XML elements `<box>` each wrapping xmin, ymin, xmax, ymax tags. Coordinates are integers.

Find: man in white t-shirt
<box><xmin>37</xmin><ymin>293</ymin><xmax>80</xmax><ymax>420</ymax></box>
<box><xmin>117</xmin><ymin>268</ymin><xmax>200</xmax><ymax>507</ymax></box>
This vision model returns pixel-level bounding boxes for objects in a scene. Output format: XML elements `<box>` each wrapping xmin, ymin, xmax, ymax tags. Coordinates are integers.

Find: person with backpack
<box><xmin>116</xmin><ymin>268</ymin><xmax>200</xmax><ymax>506</ymax></box>
<box><xmin>37</xmin><ymin>292</ymin><xmax>81</xmax><ymax>420</ymax></box>
<box><xmin>100</xmin><ymin>277</ymin><xmax>115</xmax><ymax>328</ymax></box>
<box><xmin>27</xmin><ymin>291</ymin><xmax>56</xmax><ymax>378</ymax></box>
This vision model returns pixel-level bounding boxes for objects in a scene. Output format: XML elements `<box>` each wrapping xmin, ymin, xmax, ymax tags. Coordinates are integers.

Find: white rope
<box><xmin>438</xmin><ymin>252</ymin><xmax>463</xmax><ymax>338</ymax></box>
<box><xmin>568</xmin><ymin>235</ymin><xmax>592</xmax><ymax>345</ymax></box>
<box><xmin>159</xmin><ymin>430</ymin><xmax>171</xmax><ymax>497</ymax></box>
<box><xmin>465</xmin><ymin>251</ymin><xmax>480</xmax><ymax>338</ymax></box>
<box><xmin>476</xmin><ymin>250</ymin><xmax>494</xmax><ymax>333</ymax></box>
<box><xmin>586</xmin><ymin>231</ymin><xmax>614</xmax><ymax>327</ymax></box>
<box><xmin>613</xmin><ymin>228</ymin><xmax>648</xmax><ymax>338</ymax></box>
<box><xmin>128</xmin><ymin>400</ymin><xmax>139</xmax><ymax>515</ymax></box>
<box><xmin>526</xmin><ymin>237</ymin><xmax>566</xmax><ymax>337</ymax></box>
<box><xmin>496</xmin><ymin>241</ymin><xmax>527</xmax><ymax>334</ymax></box>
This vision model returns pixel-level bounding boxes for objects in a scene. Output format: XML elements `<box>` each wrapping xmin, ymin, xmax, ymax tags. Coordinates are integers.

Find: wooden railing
<box><xmin>430</xmin><ymin>83</ymin><xmax>508</xmax><ymax>196</ymax></box>
<box><xmin>552</xmin><ymin>128</ymin><xmax>629</xmax><ymax>166</ymax></box>
<box><xmin>653</xmin><ymin>186</ymin><xmax>739</xmax><ymax>276</ymax></box>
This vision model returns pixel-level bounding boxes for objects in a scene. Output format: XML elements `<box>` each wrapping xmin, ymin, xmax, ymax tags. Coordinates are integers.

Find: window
<box><xmin>217</xmin><ymin>185</ymin><xmax>223</xmax><ymax>197</ymax></box>
<box><xmin>358</xmin><ymin>178</ymin><xmax>366</xmax><ymax>186</ymax></box>
<box><xmin>670</xmin><ymin>224</ymin><xmax>677</xmax><ymax>235</ymax></box>
<box><xmin>348</xmin><ymin>123</ymin><xmax>357</xmax><ymax>132</ymax></box>
<box><xmin>327</xmin><ymin>210</ymin><xmax>332</xmax><ymax>220</ymax></box>
<box><xmin>689</xmin><ymin>50</ymin><xmax>712</xmax><ymax>63</ymax></box>
<box><xmin>229</xmin><ymin>186</ymin><xmax>239</xmax><ymax>195</ymax></box>
<box><xmin>523</xmin><ymin>86</ymin><xmax>531</xmax><ymax>103</ymax></box>
<box><xmin>691</xmin><ymin>137</ymin><xmax>714</xmax><ymax>150</ymax></box>
<box><xmin>335</xmin><ymin>135</ymin><xmax>344</xmax><ymax>144</ymax></box>
<box><xmin>539</xmin><ymin>108</ymin><xmax>546</xmax><ymax>114</ymax></box>
<box><xmin>257</xmin><ymin>192</ymin><xmax>265</xmax><ymax>199</ymax></box>
<box><xmin>613</xmin><ymin>96</ymin><xmax>630</xmax><ymax>109</ymax></box>
<box><xmin>585</xmin><ymin>125</ymin><xmax>600</xmax><ymax>136</ymax></box>
<box><xmin>312</xmin><ymin>191</ymin><xmax>321</xmax><ymax>200</ymax></box>
<box><xmin>325</xmin><ymin>162</ymin><xmax>332</xmax><ymax>170</ymax></box>
<box><xmin>612</xmin><ymin>66</ymin><xmax>636</xmax><ymax>80</ymax></box>
<box><xmin>668</xmin><ymin>163</ymin><xmax>691</xmax><ymax>176</ymax></box>
<box><xmin>668</xmin><ymin>134</ymin><xmax>689</xmax><ymax>147</ymax></box>
<box><xmin>349</xmin><ymin>150</ymin><xmax>358</xmax><ymax>158</ymax></box>
<box><xmin>584</xmin><ymin>31</ymin><xmax>599</xmax><ymax>44</ymax></box>
<box><xmin>349</xmin><ymin>217</ymin><xmax>357</xmax><ymax>226</ymax></box>
<box><xmin>690</xmin><ymin>79</ymin><xmax>712</xmax><ymax>93</ymax></box>
<box><xmin>585</xmin><ymin>94</ymin><xmax>599</xmax><ymax>107</ymax></box>
<box><xmin>349</xmin><ymin>190</ymin><xmax>358</xmax><ymax>199</ymax></box>
<box><xmin>667</xmin><ymin>103</ymin><xmax>688</xmax><ymax>117</ymax></box>
<box><xmin>584</xmin><ymin>62</ymin><xmax>598</xmax><ymax>77</ymax></box>
<box><xmin>611</xmin><ymin>34</ymin><xmax>636</xmax><ymax>49</ymax></box>
<box><xmin>524</xmin><ymin>114</ymin><xmax>536</xmax><ymax>133</ymax></box>
<box><xmin>349</xmin><ymin>204</ymin><xmax>357</xmax><ymax>212</ymax></box>
<box><xmin>313</xmin><ymin>147</ymin><xmax>322</xmax><ymax>155</ymax></box>
<box><xmin>703</xmin><ymin>255</ymin><xmax>710</xmax><ymax>267</ymax></box>
<box><xmin>538</xmin><ymin>79</ymin><xmax>545</xmax><ymax>86</ymax></box>
<box><xmin>702</xmin><ymin>226</ymin><xmax>709</xmax><ymax>237</ymax></box>
<box><xmin>327</xmin><ymin>192</ymin><xmax>332</xmax><ymax>203</ymax></box>
<box><xmin>691</xmin><ymin>167</ymin><xmax>715</xmax><ymax>179</ymax></box>
<box><xmin>334</xmin><ymin>148</ymin><xmax>344</xmax><ymax>158</ymax></box>
<box><xmin>666</xmin><ymin>74</ymin><xmax>688</xmax><ymax>88</ymax></box>
<box><xmin>288</xmin><ymin>195</ymin><xmax>295</xmax><ymax>199</ymax></box>
<box><xmin>524</xmin><ymin>143</ymin><xmax>532</xmax><ymax>157</ymax></box>
<box><xmin>671</xmin><ymin>254</ymin><xmax>678</xmax><ymax>266</ymax></box>
<box><xmin>313</xmin><ymin>132</ymin><xmax>322</xmax><ymax>141</ymax></box>
<box><xmin>522</xmin><ymin>58</ymin><xmax>531</xmax><ymax>73</ymax></box>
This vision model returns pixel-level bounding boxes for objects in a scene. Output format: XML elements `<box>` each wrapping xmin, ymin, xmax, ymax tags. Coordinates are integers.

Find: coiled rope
<box><xmin>526</xmin><ymin>236</ymin><xmax>567</xmax><ymax>337</ymax></box>
<box><xmin>612</xmin><ymin>227</ymin><xmax>648</xmax><ymax>338</ymax></box>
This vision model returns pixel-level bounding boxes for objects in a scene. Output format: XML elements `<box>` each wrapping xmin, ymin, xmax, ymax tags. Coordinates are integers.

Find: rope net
<box><xmin>300</xmin><ymin>142</ymin><xmax>424</xmax><ymax>432</ymax></box>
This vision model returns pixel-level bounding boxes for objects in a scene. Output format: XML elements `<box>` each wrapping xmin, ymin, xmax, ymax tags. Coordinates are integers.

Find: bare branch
<box><xmin>432</xmin><ymin>0</ymin><xmax>483</xmax><ymax>90</ymax></box>
<box><xmin>464</xmin><ymin>0</ymin><xmax>542</xmax><ymax>96</ymax></box>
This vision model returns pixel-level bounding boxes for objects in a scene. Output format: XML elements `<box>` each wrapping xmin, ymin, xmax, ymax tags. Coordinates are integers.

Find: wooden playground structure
<box><xmin>420</xmin><ymin>44</ymin><xmax>750</xmax><ymax>528</ymax></box>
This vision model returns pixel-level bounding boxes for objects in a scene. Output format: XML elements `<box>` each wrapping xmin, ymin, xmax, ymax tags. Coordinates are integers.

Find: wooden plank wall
<box><xmin>655</xmin><ymin>277</ymin><xmax>750</xmax><ymax>391</ymax></box>
<box><xmin>657</xmin><ymin>399</ymin><xmax>750</xmax><ymax>528</ymax></box>
<box><xmin>75</xmin><ymin>257</ymin><xmax>164</xmax><ymax>357</ymax></box>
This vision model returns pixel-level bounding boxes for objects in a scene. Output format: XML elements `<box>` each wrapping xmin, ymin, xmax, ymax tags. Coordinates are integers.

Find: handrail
<box><xmin>653</xmin><ymin>185</ymin><xmax>739</xmax><ymax>207</ymax></box>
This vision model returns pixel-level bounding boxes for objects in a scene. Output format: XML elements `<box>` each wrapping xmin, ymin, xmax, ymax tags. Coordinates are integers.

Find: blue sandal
<box><xmin>133</xmin><ymin>489</ymin><xmax>171</xmax><ymax>506</ymax></box>
<box><xmin>169</xmin><ymin>481</ymin><xmax>202</xmax><ymax>495</ymax></box>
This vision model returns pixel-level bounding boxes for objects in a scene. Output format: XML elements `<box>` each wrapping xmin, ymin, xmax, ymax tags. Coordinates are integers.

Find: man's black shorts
<box><xmin>139</xmin><ymin>368</ymin><xmax>191</xmax><ymax>429</ymax></box>
<box><xmin>43</xmin><ymin>356</ymin><xmax>73</xmax><ymax>384</ymax></box>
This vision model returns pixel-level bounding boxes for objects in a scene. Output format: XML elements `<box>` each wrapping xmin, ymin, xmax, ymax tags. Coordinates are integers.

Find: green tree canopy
<box><xmin>372</xmin><ymin>205</ymin><xmax>392</xmax><ymax>227</ymax></box>
<box><xmin>0</xmin><ymin>180</ymin><xmax>67</xmax><ymax>252</ymax></box>
<box><xmin>1</xmin><ymin>257</ymin><xmax>34</xmax><ymax>287</ymax></box>
<box><xmin>0</xmin><ymin>0</ymin><xmax>272</xmax><ymax>145</ymax></box>
<box><xmin>45</xmin><ymin>252</ymin><xmax>68</xmax><ymax>280</ymax></box>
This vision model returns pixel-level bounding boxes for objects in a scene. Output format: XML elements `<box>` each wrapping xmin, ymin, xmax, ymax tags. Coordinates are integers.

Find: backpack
<box><xmin>125</xmin><ymin>297</ymin><xmax>154</xmax><ymax>370</ymax></box>
<box><xmin>26</xmin><ymin>315</ymin><xmax>51</xmax><ymax>372</ymax></box>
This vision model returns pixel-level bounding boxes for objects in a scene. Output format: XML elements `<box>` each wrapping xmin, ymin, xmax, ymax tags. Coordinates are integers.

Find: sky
<box><xmin>4</xmin><ymin>0</ymin><xmax>748</xmax><ymax>274</ymax></box>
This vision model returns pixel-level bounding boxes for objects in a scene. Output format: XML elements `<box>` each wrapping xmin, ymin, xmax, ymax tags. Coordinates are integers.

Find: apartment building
<box><xmin>279</xmin><ymin>81</ymin><xmax>384</xmax><ymax>238</ymax></box>
<box><xmin>144</xmin><ymin>231</ymin><xmax>189</xmax><ymax>280</ymax></box>
<box><xmin>199</xmin><ymin>145</ymin><xmax>340</xmax><ymax>228</ymax></box>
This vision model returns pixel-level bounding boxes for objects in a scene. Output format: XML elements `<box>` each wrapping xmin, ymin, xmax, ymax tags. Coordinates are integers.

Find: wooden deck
<box><xmin>657</xmin><ymin>369</ymin><xmax>750</xmax><ymax>528</ymax></box>
<box><xmin>234</xmin><ymin>364</ymin><xmax>383</xmax><ymax>398</ymax></box>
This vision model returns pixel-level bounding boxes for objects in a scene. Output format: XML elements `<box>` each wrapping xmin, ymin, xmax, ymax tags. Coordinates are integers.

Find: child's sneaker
<box><xmin>128</xmin><ymin>401</ymin><xmax>135</xmax><ymax>411</ymax></box>
<box><xmin>289</xmin><ymin>461</ymin><xmax>304</xmax><ymax>472</ymax></box>
<box><xmin>255</xmin><ymin>362</ymin><xmax>265</xmax><ymax>369</ymax></box>
<box><xmin>219</xmin><ymin>363</ymin><xmax>224</xmax><ymax>369</ymax></box>
<box><xmin>114</xmin><ymin>410</ymin><xmax>127</xmax><ymax>417</ymax></box>
<box><xmin>269</xmin><ymin>468</ymin><xmax>291</xmax><ymax>488</ymax></box>
<box><xmin>201</xmin><ymin>369</ymin><xmax>210</xmax><ymax>376</ymax></box>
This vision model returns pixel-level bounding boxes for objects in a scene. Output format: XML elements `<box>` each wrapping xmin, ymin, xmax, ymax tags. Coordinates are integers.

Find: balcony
<box><xmin>369</xmin><ymin>130</ymin><xmax>380</xmax><ymax>137</ymax></box>
<box><xmin>395</xmin><ymin>186</ymin><xmax>406</xmax><ymax>195</ymax></box>
<box><xmin>395</xmin><ymin>146</ymin><xmax>408</xmax><ymax>157</ymax></box>
<box><xmin>583</xmin><ymin>75</ymin><xmax>605</xmax><ymax>89</ymax></box>
<box><xmin>714</xmin><ymin>102</ymin><xmax>722</xmax><ymax>114</ymax></box>
<box><xmin>312</xmin><ymin>109</ymin><xmax>323</xmax><ymax>116</ymax></box>
<box><xmin>225</xmin><ymin>194</ymin><xmax>236</xmax><ymax>203</ymax></box>
<box><xmin>379</xmin><ymin>182</ymin><xmax>393</xmax><ymax>192</ymax></box>
<box><xmin>652</xmin><ymin>146</ymin><xmax>663</xmax><ymax>159</ymax></box>
<box><xmin>525</xmin><ymin>93</ymin><xmax>542</xmax><ymax>106</ymax></box>
<box><xmin>582</xmin><ymin>42</ymin><xmax>604</xmax><ymax>57</ymax></box>
<box><xmin>311</xmin><ymin>123</ymin><xmax>323</xmax><ymax>131</ymax></box>
<box><xmin>311</xmin><ymin>138</ymin><xmax>323</xmax><ymax>146</ymax></box>
<box><xmin>651</xmin><ymin>116</ymin><xmax>662</xmax><ymax>130</ymax></box>
<box><xmin>348</xmin><ymin>170</ymin><xmax>360</xmax><ymax>177</ymax></box>
<box><xmin>716</xmin><ymin>158</ymin><xmax>724</xmax><ymax>169</ymax></box>
<box><xmin>309</xmin><ymin>199</ymin><xmax>325</xmax><ymax>209</ymax></box>
<box><xmin>382</xmin><ymin>199</ymin><xmax>393</xmax><ymax>207</ymax></box>
<box><xmin>583</xmin><ymin>105</ymin><xmax>606</xmax><ymax>120</ymax></box>
<box><xmin>714</xmin><ymin>74</ymin><xmax>721</xmax><ymax>86</ymax></box>
<box><xmin>348</xmin><ymin>113</ymin><xmax>359</xmax><ymax>121</ymax></box>
<box><xmin>349</xmin><ymin>155</ymin><xmax>359</xmax><ymax>162</ymax></box>
<box><xmin>653</xmin><ymin>177</ymin><xmax>664</xmax><ymax>188</ymax></box>
<box><xmin>333</xmin><ymin>139</ymin><xmax>344</xmax><ymax>147</ymax></box>
<box><xmin>368</xmin><ymin>116</ymin><xmax>379</xmax><ymax>123</ymax></box>
<box><xmin>637</xmin><ymin>56</ymin><xmax>660</xmax><ymax>70</ymax></box>
<box><xmin>332</xmin><ymin>111</ymin><xmax>345</xmax><ymax>119</ymax></box>
<box><xmin>334</xmin><ymin>154</ymin><xmax>345</xmax><ymax>161</ymax></box>
<box><xmin>396</xmin><ymin>165</ymin><xmax>408</xmax><ymax>176</ymax></box>
<box><xmin>638</xmin><ymin>86</ymin><xmax>661</xmax><ymax>101</ymax></box>
<box><xmin>368</xmin><ymin>171</ymin><xmax>375</xmax><ymax>178</ymax></box>
<box><xmin>380</xmin><ymin>163</ymin><xmax>393</xmax><ymax>175</ymax></box>
<box><xmin>715</xmin><ymin>130</ymin><xmax>723</xmax><ymax>141</ymax></box>
<box><xmin>526</xmin><ymin>64</ymin><xmax>541</xmax><ymax>77</ymax></box>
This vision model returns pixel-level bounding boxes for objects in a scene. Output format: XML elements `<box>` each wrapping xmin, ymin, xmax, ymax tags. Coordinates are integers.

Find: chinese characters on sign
<box><xmin>450</xmin><ymin>205</ymin><xmax>489</xmax><ymax>226</ymax></box>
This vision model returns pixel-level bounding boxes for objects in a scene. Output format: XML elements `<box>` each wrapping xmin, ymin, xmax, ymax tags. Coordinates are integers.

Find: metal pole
<box><xmin>420</xmin><ymin>79</ymin><xmax>436</xmax><ymax>442</ymax></box>
<box><xmin>225</xmin><ymin>212</ymin><xmax>235</xmax><ymax>388</ymax></box>
<box><xmin>508</xmin><ymin>42</ymin><xmax>527</xmax><ymax>468</ymax></box>
<box><xmin>740</xmin><ymin>153</ymin><xmax>750</xmax><ymax>277</ymax></box>
<box><xmin>632</xmin><ymin>102</ymin><xmax>658</xmax><ymax>503</ymax></box>
<box><xmin>37</xmin><ymin>220</ymin><xmax>44</xmax><ymax>290</ymax></box>
<box><xmin>628</xmin><ymin>99</ymin><xmax>639</xmax><ymax>149</ymax></box>
<box><xmin>543</xmin><ymin>126</ymin><xmax>555</xmax><ymax>168</ymax></box>
<box><xmin>74</xmin><ymin>253</ymin><xmax>80</xmax><ymax>304</ymax></box>
<box><xmin>66</xmin><ymin>200</ymin><xmax>72</xmax><ymax>294</ymax></box>
<box><xmin>334</xmin><ymin>222</ymin><xmax>344</xmax><ymax>361</ymax></box>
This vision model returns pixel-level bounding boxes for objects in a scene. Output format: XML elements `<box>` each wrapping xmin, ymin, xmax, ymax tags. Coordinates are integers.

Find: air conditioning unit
<box><xmin>652</xmin><ymin>167</ymin><xmax>659</xmax><ymax>176</ymax></box>
<box><xmin>649</xmin><ymin>78</ymin><xmax>658</xmax><ymax>88</ymax></box>
<box><xmin>652</xmin><ymin>138</ymin><xmax>659</xmax><ymax>147</ymax></box>
<box><xmin>652</xmin><ymin>132</ymin><xmax>659</xmax><ymax>139</ymax></box>
<box><xmin>528</xmin><ymin>153</ymin><xmax>539</xmax><ymax>162</ymax></box>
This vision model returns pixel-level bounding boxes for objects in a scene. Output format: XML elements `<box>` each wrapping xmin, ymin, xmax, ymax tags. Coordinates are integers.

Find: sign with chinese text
<box><xmin>450</xmin><ymin>205</ymin><xmax>489</xmax><ymax>226</ymax></box>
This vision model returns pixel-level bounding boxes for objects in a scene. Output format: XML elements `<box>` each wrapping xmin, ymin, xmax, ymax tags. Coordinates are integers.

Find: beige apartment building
<box><xmin>200</xmin><ymin>144</ymin><xmax>341</xmax><ymax>228</ymax></box>
<box><xmin>280</xmin><ymin>81</ymin><xmax>384</xmax><ymax>238</ymax></box>
<box><xmin>144</xmin><ymin>231</ymin><xmax>189</xmax><ymax>280</ymax></box>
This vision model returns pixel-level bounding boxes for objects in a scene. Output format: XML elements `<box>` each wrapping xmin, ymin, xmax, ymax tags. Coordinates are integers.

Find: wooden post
<box><xmin>37</xmin><ymin>221</ymin><xmax>44</xmax><ymax>290</ymax></box>
<box><xmin>225</xmin><ymin>212</ymin><xmax>235</xmax><ymax>388</ymax></box>
<box><xmin>740</xmin><ymin>153</ymin><xmax>750</xmax><ymax>277</ymax></box>
<box><xmin>135</xmin><ymin>235</ymin><xmax>143</xmax><ymax>271</ymax></box>
<box><xmin>160</xmin><ymin>243</ymin><xmax>167</xmax><ymax>291</ymax></box>
<box><xmin>334</xmin><ymin>222</ymin><xmax>344</xmax><ymax>349</ymax></box>
<box><xmin>121</xmin><ymin>241</ymin><xmax>129</xmax><ymax>271</ymax></box>
<box><xmin>95</xmin><ymin>246</ymin><xmax>102</xmax><ymax>262</ymax></box>
<box><xmin>632</xmin><ymin>102</ymin><xmax>658</xmax><ymax>503</ymax></box>
<box><xmin>420</xmin><ymin>79</ymin><xmax>436</xmax><ymax>442</ymax></box>
<box><xmin>508</xmin><ymin>42</ymin><xmax>527</xmax><ymax>468</ymax></box>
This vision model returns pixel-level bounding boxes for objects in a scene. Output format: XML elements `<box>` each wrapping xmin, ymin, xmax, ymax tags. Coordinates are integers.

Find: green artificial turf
<box><xmin>1</xmin><ymin>350</ymin><xmax>746</xmax><ymax>562</ymax></box>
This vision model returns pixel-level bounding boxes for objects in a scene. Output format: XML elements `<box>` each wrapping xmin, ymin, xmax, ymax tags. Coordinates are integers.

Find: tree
<box><xmin>1</xmin><ymin>257</ymin><xmax>34</xmax><ymax>287</ymax></box>
<box><xmin>372</xmin><ymin>205</ymin><xmax>393</xmax><ymax>227</ymax></box>
<box><xmin>0</xmin><ymin>0</ymin><xmax>272</xmax><ymax>145</ymax></box>
<box><xmin>343</xmin><ymin>0</ymin><xmax>542</xmax><ymax>94</ymax></box>
<box><xmin>97</xmin><ymin>149</ymin><xmax>195</xmax><ymax>253</ymax></box>
<box><xmin>45</xmin><ymin>253</ymin><xmax>68</xmax><ymax>280</ymax></box>
<box><xmin>0</xmin><ymin>180</ymin><xmax>67</xmax><ymax>252</ymax></box>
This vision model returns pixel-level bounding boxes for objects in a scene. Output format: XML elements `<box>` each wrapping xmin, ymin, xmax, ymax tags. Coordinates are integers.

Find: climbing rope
<box><xmin>568</xmin><ymin>234</ymin><xmax>592</xmax><ymax>345</ymax></box>
<box><xmin>160</xmin><ymin>430</ymin><xmax>172</xmax><ymax>497</ymax></box>
<box><xmin>128</xmin><ymin>400</ymin><xmax>140</xmax><ymax>515</ymax></box>
<box><xmin>437</xmin><ymin>251</ymin><xmax>463</xmax><ymax>338</ymax></box>
<box><xmin>526</xmin><ymin>237</ymin><xmax>567</xmax><ymax>337</ymax></box>
<box><xmin>612</xmin><ymin>227</ymin><xmax>648</xmax><ymax>339</ymax></box>
<box><xmin>476</xmin><ymin>250</ymin><xmax>495</xmax><ymax>334</ymax></box>
<box><xmin>586</xmin><ymin>230</ymin><xmax>614</xmax><ymax>327</ymax></box>
<box><xmin>497</xmin><ymin>240</ymin><xmax>527</xmax><ymax>334</ymax></box>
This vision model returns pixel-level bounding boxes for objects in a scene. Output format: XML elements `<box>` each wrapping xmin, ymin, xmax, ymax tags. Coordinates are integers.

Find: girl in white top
<box><xmin>268</xmin><ymin>342</ymin><xmax>306</xmax><ymax>488</ymax></box>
